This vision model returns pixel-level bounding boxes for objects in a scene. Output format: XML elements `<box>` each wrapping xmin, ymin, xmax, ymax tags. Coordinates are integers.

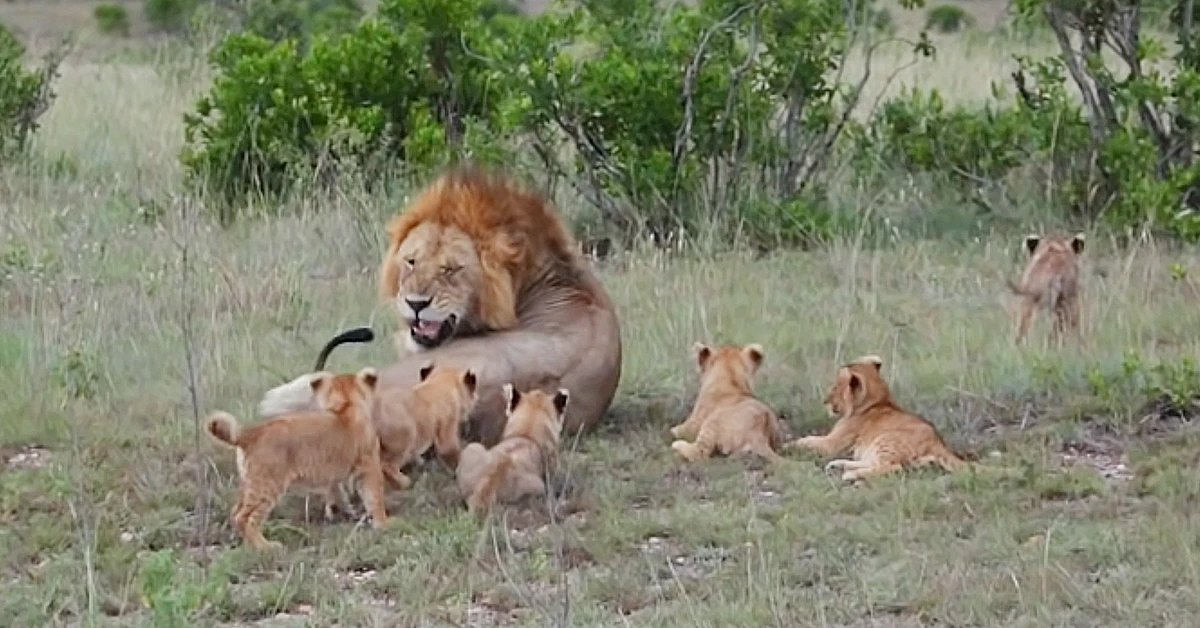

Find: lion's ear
<box><xmin>743</xmin><ymin>344</ymin><xmax>764</xmax><ymax>369</ymax></box>
<box><xmin>553</xmin><ymin>388</ymin><xmax>570</xmax><ymax>417</ymax></box>
<box><xmin>855</xmin><ymin>355</ymin><xmax>883</xmax><ymax>372</ymax></box>
<box><xmin>1024</xmin><ymin>234</ymin><xmax>1040</xmax><ymax>256</ymax></box>
<box><xmin>1071</xmin><ymin>232</ymin><xmax>1085</xmax><ymax>255</ymax></box>
<box><xmin>693</xmin><ymin>342</ymin><xmax>712</xmax><ymax>370</ymax></box>
<box><xmin>356</xmin><ymin>367</ymin><xmax>379</xmax><ymax>391</ymax></box>
<box><xmin>309</xmin><ymin>371</ymin><xmax>334</xmax><ymax>393</ymax></box>
<box><xmin>504</xmin><ymin>384</ymin><xmax>521</xmax><ymax>415</ymax></box>
<box><xmin>419</xmin><ymin>363</ymin><xmax>434</xmax><ymax>382</ymax></box>
<box><xmin>463</xmin><ymin>370</ymin><xmax>478</xmax><ymax>393</ymax></box>
<box><xmin>848</xmin><ymin>372</ymin><xmax>865</xmax><ymax>403</ymax></box>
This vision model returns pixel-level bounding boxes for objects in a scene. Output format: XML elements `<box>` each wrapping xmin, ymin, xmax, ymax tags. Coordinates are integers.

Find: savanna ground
<box><xmin>4</xmin><ymin>1</ymin><xmax>1200</xmax><ymax>626</ymax></box>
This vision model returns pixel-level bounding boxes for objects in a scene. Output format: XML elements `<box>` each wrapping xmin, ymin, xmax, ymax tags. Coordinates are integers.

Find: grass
<box><xmin>4</xmin><ymin>8</ymin><xmax>1200</xmax><ymax>627</ymax></box>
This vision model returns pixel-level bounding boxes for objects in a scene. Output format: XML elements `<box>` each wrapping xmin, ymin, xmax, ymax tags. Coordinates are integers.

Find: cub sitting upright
<box><xmin>372</xmin><ymin>363</ymin><xmax>479</xmax><ymax>491</ymax></box>
<box><xmin>206</xmin><ymin>368</ymin><xmax>388</xmax><ymax>550</ymax></box>
<box><xmin>455</xmin><ymin>384</ymin><xmax>569</xmax><ymax>517</ymax></box>
<box><xmin>669</xmin><ymin>342</ymin><xmax>785</xmax><ymax>463</ymax></box>
<box><xmin>786</xmin><ymin>355</ymin><xmax>964</xmax><ymax>481</ymax></box>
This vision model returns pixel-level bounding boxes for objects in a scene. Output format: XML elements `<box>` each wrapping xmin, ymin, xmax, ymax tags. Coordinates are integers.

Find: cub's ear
<box><xmin>504</xmin><ymin>383</ymin><xmax>521</xmax><ymax>415</ymax></box>
<box><xmin>854</xmin><ymin>355</ymin><xmax>883</xmax><ymax>372</ymax></box>
<box><xmin>693</xmin><ymin>342</ymin><xmax>712</xmax><ymax>370</ymax></box>
<box><xmin>463</xmin><ymin>370</ymin><xmax>478</xmax><ymax>393</ymax></box>
<box><xmin>356</xmin><ymin>367</ymin><xmax>379</xmax><ymax>391</ymax></box>
<box><xmin>418</xmin><ymin>363</ymin><xmax>435</xmax><ymax>382</ymax></box>
<box><xmin>309</xmin><ymin>371</ymin><xmax>334</xmax><ymax>392</ymax></box>
<box><xmin>553</xmin><ymin>388</ymin><xmax>570</xmax><ymax>417</ymax></box>
<box><xmin>848</xmin><ymin>372</ymin><xmax>865</xmax><ymax>402</ymax></box>
<box><xmin>1024</xmin><ymin>234</ymin><xmax>1040</xmax><ymax>255</ymax></box>
<box><xmin>1071</xmin><ymin>232</ymin><xmax>1085</xmax><ymax>255</ymax></box>
<box><xmin>743</xmin><ymin>344</ymin><xmax>764</xmax><ymax>369</ymax></box>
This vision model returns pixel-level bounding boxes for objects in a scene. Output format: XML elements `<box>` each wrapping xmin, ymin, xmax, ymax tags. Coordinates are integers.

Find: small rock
<box><xmin>119</xmin><ymin>532</ymin><xmax>135</xmax><ymax>544</ymax></box>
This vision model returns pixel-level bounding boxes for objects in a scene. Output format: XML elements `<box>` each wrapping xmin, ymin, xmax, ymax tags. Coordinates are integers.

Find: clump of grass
<box><xmin>926</xmin><ymin>4</ymin><xmax>975</xmax><ymax>33</ymax></box>
<box><xmin>94</xmin><ymin>3</ymin><xmax>132</xmax><ymax>38</ymax></box>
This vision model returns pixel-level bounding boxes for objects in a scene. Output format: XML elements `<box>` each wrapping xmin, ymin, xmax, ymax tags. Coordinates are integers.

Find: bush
<box><xmin>184</xmin><ymin>0</ymin><xmax>904</xmax><ymax>241</ymax></box>
<box><xmin>925</xmin><ymin>4</ymin><xmax>973</xmax><ymax>33</ymax></box>
<box><xmin>144</xmin><ymin>0</ymin><xmax>196</xmax><ymax>33</ymax></box>
<box><xmin>182</xmin><ymin>0</ymin><xmax>517</xmax><ymax>217</ymax></box>
<box><xmin>0</xmin><ymin>24</ymin><xmax>64</xmax><ymax>162</ymax></box>
<box><xmin>242</xmin><ymin>0</ymin><xmax>364</xmax><ymax>45</ymax></box>
<box><xmin>94</xmin><ymin>3</ymin><xmax>132</xmax><ymax>37</ymax></box>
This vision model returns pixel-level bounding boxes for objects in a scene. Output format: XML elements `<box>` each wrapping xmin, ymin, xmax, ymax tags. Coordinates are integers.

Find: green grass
<box><xmin>4</xmin><ymin>22</ymin><xmax>1200</xmax><ymax>628</ymax></box>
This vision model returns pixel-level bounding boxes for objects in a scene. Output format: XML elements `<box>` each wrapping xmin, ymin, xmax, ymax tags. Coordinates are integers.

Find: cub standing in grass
<box><xmin>456</xmin><ymin>384</ymin><xmax>569</xmax><ymax>517</ymax></box>
<box><xmin>787</xmin><ymin>355</ymin><xmax>964</xmax><ymax>481</ymax></box>
<box><xmin>1007</xmin><ymin>232</ymin><xmax>1086</xmax><ymax>345</ymax></box>
<box><xmin>669</xmin><ymin>342</ymin><xmax>786</xmax><ymax>464</ymax></box>
<box><xmin>371</xmin><ymin>363</ymin><xmax>479</xmax><ymax>491</ymax></box>
<box><xmin>206</xmin><ymin>368</ymin><xmax>389</xmax><ymax>550</ymax></box>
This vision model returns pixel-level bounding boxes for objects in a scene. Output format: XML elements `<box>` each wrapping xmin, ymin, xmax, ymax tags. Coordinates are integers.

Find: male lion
<box><xmin>373</xmin><ymin>167</ymin><xmax>622</xmax><ymax>446</ymax></box>
<box><xmin>669</xmin><ymin>342</ymin><xmax>785</xmax><ymax>463</ymax></box>
<box><xmin>206</xmin><ymin>368</ymin><xmax>388</xmax><ymax>550</ymax></box>
<box><xmin>786</xmin><ymin>355</ymin><xmax>964</xmax><ymax>482</ymax></box>
<box><xmin>372</xmin><ymin>363</ymin><xmax>479</xmax><ymax>491</ymax></box>
<box><xmin>455</xmin><ymin>384</ymin><xmax>569</xmax><ymax>517</ymax></box>
<box><xmin>1007</xmin><ymin>232</ymin><xmax>1085</xmax><ymax>345</ymax></box>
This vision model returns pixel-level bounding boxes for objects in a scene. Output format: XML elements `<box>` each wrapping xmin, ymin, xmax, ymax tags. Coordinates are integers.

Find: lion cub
<box><xmin>206</xmin><ymin>368</ymin><xmax>388</xmax><ymax>550</ymax></box>
<box><xmin>669</xmin><ymin>342</ymin><xmax>785</xmax><ymax>464</ymax></box>
<box><xmin>455</xmin><ymin>384</ymin><xmax>569</xmax><ymax>517</ymax></box>
<box><xmin>372</xmin><ymin>363</ymin><xmax>479</xmax><ymax>491</ymax></box>
<box><xmin>1007</xmin><ymin>232</ymin><xmax>1085</xmax><ymax>345</ymax></box>
<box><xmin>786</xmin><ymin>355</ymin><xmax>964</xmax><ymax>481</ymax></box>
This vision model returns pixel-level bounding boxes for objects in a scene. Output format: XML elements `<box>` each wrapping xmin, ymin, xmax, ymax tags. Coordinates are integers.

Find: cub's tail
<box><xmin>467</xmin><ymin>451</ymin><xmax>514</xmax><ymax>517</ymax></box>
<box><xmin>206</xmin><ymin>411</ymin><xmax>242</xmax><ymax>447</ymax></box>
<box><xmin>922</xmin><ymin>442</ymin><xmax>967</xmax><ymax>473</ymax></box>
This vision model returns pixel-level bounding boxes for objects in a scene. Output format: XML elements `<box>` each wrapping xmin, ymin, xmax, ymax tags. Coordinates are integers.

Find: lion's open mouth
<box><xmin>409</xmin><ymin>314</ymin><xmax>457</xmax><ymax>348</ymax></box>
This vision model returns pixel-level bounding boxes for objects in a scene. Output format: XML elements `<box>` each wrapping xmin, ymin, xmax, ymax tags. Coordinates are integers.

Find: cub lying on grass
<box><xmin>669</xmin><ymin>342</ymin><xmax>785</xmax><ymax>463</ymax></box>
<box><xmin>372</xmin><ymin>363</ymin><xmax>479</xmax><ymax>491</ymax></box>
<box><xmin>206</xmin><ymin>368</ymin><xmax>388</xmax><ymax>550</ymax></box>
<box><xmin>787</xmin><ymin>355</ymin><xmax>964</xmax><ymax>482</ymax></box>
<box><xmin>456</xmin><ymin>384</ymin><xmax>569</xmax><ymax>517</ymax></box>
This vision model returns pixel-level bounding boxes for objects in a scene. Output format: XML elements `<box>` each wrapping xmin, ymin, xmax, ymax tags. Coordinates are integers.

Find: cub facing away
<box><xmin>1007</xmin><ymin>232</ymin><xmax>1085</xmax><ymax>345</ymax></box>
<box><xmin>786</xmin><ymin>355</ymin><xmax>964</xmax><ymax>482</ymax></box>
<box><xmin>669</xmin><ymin>342</ymin><xmax>785</xmax><ymax>463</ymax></box>
<box><xmin>455</xmin><ymin>384</ymin><xmax>569</xmax><ymax>517</ymax></box>
<box><xmin>372</xmin><ymin>363</ymin><xmax>479</xmax><ymax>491</ymax></box>
<box><xmin>206</xmin><ymin>368</ymin><xmax>388</xmax><ymax>550</ymax></box>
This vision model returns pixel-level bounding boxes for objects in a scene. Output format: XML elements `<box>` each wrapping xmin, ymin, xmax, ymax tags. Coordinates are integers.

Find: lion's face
<box><xmin>385</xmin><ymin>222</ymin><xmax>485</xmax><ymax>351</ymax></box>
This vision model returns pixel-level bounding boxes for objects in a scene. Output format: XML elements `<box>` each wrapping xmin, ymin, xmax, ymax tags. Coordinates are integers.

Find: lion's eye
<box><xmin>404</xmin><ymin>258</ymin><xmax>416</xmax><ymax>269</ymax></box>
<box><xmin>441</xmin><ymin>266</ymin><xmax>460</xmax><ymax>277</ymax></box>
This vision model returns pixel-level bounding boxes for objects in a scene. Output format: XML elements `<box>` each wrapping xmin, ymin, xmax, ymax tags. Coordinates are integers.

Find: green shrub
<box><xmin>0</xmin><ymin>24</ymin><xmax>64</xmax><ymax>162</ymax></box>
<box><xmin>242</xmin><ymin>0</ymin><xmax>364</xmax><ymax>45</ymax></box>
<box><xmin>144</xmin><ymin>0</ymin><xmax>197</xmax><ymax>33</ymax></box>
<box><xmin>94</xmin><ymin>3</ymin><xmax>132</xmax><ymax>37</ymax></box>
<box><xmin>182</xmin><ymin>0</ymin><xmax>517</xmax><ymax>217</ymax></box>
<box><xmin>925</xmin><ymin>4</ymin><xmax>973</xmax><ymax>33</ymax></box>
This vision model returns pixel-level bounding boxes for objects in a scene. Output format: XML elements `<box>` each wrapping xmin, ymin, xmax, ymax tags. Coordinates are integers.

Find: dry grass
<box><xmin>4</xmin><ymin>17</ymin><xmax>1200</xmax><ymax>628</ymax></box>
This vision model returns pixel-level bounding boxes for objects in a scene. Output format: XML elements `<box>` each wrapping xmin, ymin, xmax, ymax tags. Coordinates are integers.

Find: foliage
<box><xmin>94</xmin><ymin>3</ymin><xmax>132</xmax><ymax>37</ymax></box>
<box><xmin>0</xmin><ymin>24</ymin><xmax>65</xmax><ymax>162</ymax></box>
<box><xmin>182</xmin><ymin>0</ymin><xmax>519</xmax><ymax>217</ymax></box>
<box><xmin>144</xmin><ymin>0</ymin><xmax>197</xmax><ymax>33</ymax></box>
<box><xmin>925</xmin><ymin>4</ymin><xmax>973</xmax><ymax>33</ymax></box>
<box><xmin>241</xmin><ymin>0</ymin><xmax>365</xmax><ymax>45</ymax></box>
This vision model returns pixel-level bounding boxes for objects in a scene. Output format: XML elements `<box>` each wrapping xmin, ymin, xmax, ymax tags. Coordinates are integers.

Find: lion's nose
<box><xmin>405</xmin><ymin>296</ymin><xmax>432</xmax><ymax>315</ymax></box>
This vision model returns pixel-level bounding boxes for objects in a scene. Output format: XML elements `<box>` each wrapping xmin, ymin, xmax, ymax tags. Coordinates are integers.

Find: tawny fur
<box><xmin>669</xmin><ymin>342</ymin><xmax>785</xmax><ymax>464</ymax></box>
<box><xmin>455</xmin><ymin>384</ymin><xmax>569</xmax><ymax>518</ymax></box>
<box><xmin>1006</xmin><ymin>232</ymin><xmax>1085</xmax><ymax>346</ymax></box>
<box><xmin>206</xmin><ymin>368</ymin><xmax>389</xmax><ymax>550</ymax></box>
<box><xmin>785</xmin><ymin>355</ymin><xmax>965</xmax><ymax>482</ymax></box>
<box><xmin>372</xmin><ymin>363</ymin><xmax>479</xmax><ymax>491</ymax></box>
<box><xmin>371</xmin><ymin>166</ymin><xmax>623</xmax><ymax>447</ymax></box>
